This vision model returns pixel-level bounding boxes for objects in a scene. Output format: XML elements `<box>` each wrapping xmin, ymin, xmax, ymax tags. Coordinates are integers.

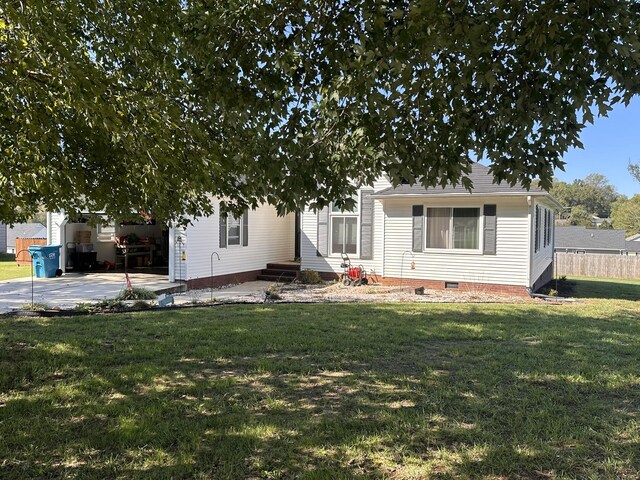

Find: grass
<box><xmin>0</xmin><ymin>279</ymin><xmax>639</xmax><ymax>479</ymax></box>
<box><xmin>564</xmin><ymin>275</ymin><xmax>640</xmax><ymax>301</ymax></box>
<box><xmin>0</xmin><ymin>253</ymin><xmax>32</xmax><ymax>281</ymax></box>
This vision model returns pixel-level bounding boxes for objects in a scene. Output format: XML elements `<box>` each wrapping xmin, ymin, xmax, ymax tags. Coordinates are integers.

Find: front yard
<box><xmin>0</xmin><ymin>253</ymin><xmax>31</xmax><ymax>281</ymax></box>
<box><xmin>0</xmin><ymin>279</ymin><xmax>639</xmax><ymax>479</ymax></box>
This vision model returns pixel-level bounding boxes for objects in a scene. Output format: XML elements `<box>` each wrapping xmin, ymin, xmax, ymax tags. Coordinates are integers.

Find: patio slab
<box><xmin>0</xmin><ymin>273</ymin><xmax>178</xmax><ymax>314</ymax></box>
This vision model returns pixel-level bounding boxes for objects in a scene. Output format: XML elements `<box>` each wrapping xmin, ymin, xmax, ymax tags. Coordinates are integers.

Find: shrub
<box><xmin>547</xmin><ymin>289</ymin><xmax>559</xmax><ymax>297</ymax></box>
<box><xmin>299</xmin><ymin>269</ymin><xmax>323</xmax><ymax>284</ymax></box>
<box><xmin>115</xmin><ymin>287</ymin><xmax>157</xmax><ymax>301</ymax></box>
<box><xmin>265</xmin><ymin>284</ymin><xmax>283</xmax><ymax>301</ymax></box>
<box><xmin>132</xmin><ymin>300</ymin><xmax>152</xmax><ymax>309</ymax></box>
<box><xmin>18</xmin><ymin>303</ymin><xmax>51</xmax><ymax>311</ymax></box>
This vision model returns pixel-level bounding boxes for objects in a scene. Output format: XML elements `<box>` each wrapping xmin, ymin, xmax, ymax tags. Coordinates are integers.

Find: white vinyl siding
<box><xmin>301</xmin><ymin>177</ymin><xmax>391</xmax><ymax>277</ymax></box>
<box><xmin>383</xmin><ymin>196</ymin><xmax>531</xmax><ymax>286</ymax></box>
<box><xmin>530</xmin><ymin>200</ymin><xmax>555</xmax><ymax>287</ymax></box>
<box><xmin>184</xmin><ymin>202</ymin><xmax>294</xmax><ymax>281</ymax></box>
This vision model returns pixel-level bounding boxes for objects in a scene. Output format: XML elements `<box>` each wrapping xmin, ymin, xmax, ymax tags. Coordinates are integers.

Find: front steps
<box><xmin>257</xmin><ymin>262</ymin><xmax>300</xmax><ymax>283</ymax></box>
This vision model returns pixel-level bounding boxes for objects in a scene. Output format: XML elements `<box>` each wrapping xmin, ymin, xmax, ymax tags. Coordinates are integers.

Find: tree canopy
<box><xmin>611</xmin><ymin>194</ymin><xmax>640</xmax><ymax>235</ymax></box>
<box><xmin>2</xmin><ymin>1</ymin><xmax>640</xmax><ymax>223</ymax></box>
<box><xmin>550</xmin><ymin>173</ymin><xmax>621</xmax><ymax>222</ymax></box>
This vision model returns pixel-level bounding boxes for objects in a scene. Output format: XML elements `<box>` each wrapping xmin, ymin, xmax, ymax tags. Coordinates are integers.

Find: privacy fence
<box><xmin>15</xmin><ymin>238</ymin><xmax>47</xmax><ymax>265</ymax></box>
<box><xmin>555</xmin><ymin>252</ymin><xmax>640</xmax><ymax>279</ymax></box>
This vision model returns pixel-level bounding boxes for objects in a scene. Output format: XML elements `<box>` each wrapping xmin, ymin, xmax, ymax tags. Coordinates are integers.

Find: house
<box><xmin>49</xmin><ymin>164</ymin><xmax>560</xmax><ymax>295</ymax></box>
<box><xmin>0</xmin><ymin>223</ymin><xmax>6</xmax><ymax>253</ymax></box>
<box><xmin>49</xmin><ymin>201</ymin><xmax>295</xmax><ymax>288</ymax></box>
<box><xmin>301</xmin><ymin>164</ymin><xmax>561</xmax><ymax>295</ymax></box>
<box><xmin>555</xmin><ymin>226</ymin><xmax>627</xmax><ymax>255</ymax></box>
<box><xmin>6</xmin><ymin>223</ymin><xmax>47</xmax><ymax>254</ymax></box>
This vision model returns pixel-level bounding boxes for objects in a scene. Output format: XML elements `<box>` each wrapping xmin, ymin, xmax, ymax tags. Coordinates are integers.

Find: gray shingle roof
<box><xmin>626</xmin><ymin>240</ymin><xmax>640</xmax><ymax>252</ymax></box>
<box><xmin>555</xmin><ymin>226</ymin><xmax>626</xmax><ymax>251</ymax></box>
<box><xmin>374</xmin><ymin>163</ymin><xmax>547</xmax><ymax>198</ymax></box>
<box><xmin>7</xmin><ymin>223</ymin><xmax>46</xmax><ymax>247</ymax></box>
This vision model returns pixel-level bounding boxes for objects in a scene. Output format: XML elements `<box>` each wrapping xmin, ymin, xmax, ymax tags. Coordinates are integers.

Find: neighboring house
<box><xmin>0</xmin><ymin>223</ymin><xmax>6</xmax><ymax>253</ymax></box>
<box><xmin>590</xmin><ymin>215</ymin><xmax>612</xmax><ymax>228</ymax></box>
<box><xmin>301</xmin><ymin>163</ymin><xmax>561</xmax><ymax>295</ymax></box>
<box><xmin>6</xmin><ymin>223</ymin><xmax>47</xmax><ymax>254</ymax></box>
<box><xmin>554</xmin><ymin>226</ymin><xmax>627</xmax><ymax>255</ymax></box>
<box><xmin>50</xmin><ymin>201</ymin><xmax>295</xmax><ymax>288</ymax></box>
<box><xmin>625</xmin><ymin>240</ymin><xmax>640</xmax><ymax>256</ymax></box>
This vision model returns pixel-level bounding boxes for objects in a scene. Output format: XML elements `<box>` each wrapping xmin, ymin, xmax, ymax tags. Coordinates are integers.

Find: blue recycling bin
<box><xmin>28</xmin><ymin>245</ymin><xmax>62</xmax><ymax>278</ymax></box>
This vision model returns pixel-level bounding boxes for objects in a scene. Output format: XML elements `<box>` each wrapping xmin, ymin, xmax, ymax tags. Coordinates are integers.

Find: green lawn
<box><xmin>0</xmin><ymin>253</ymin><xmax>32</xmax><ymax>281</ymax></box>
<box><xmin>564</xmin><ymin>276</ymin><xmax>640</xmax><ymax>301</ymax></box>
<box><xmin>1</xmin><ymin>281</ymin><xmax>639</xmax><ymax>479</ymax></box>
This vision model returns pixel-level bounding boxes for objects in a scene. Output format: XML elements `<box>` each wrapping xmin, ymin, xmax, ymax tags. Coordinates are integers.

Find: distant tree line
<box><xmin>551</xmin><ymin>169</ymin><xmax>640</xmax><ymax>236</ymax></box>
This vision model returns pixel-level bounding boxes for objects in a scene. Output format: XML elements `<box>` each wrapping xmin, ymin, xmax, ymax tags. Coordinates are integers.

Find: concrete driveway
<box><xmin>0</xmin><ymin>273</ymin><xmax>178</xmax><ymax>314</ymax></box>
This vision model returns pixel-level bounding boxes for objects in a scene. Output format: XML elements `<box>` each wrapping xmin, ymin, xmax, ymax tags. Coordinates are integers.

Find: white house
<box><xmin>49</xmin><ymin>164</ymin><xmax>560</xmax><ymax>295</ymax></box>
<box><xmin>49</xmin><ymin>201</ymin><xmax>296</xmax><ymax>288</ymax></box>
<box><xmin>301</xmin><ymin>164</ymin><xmax>560</xmax><ymax>295</ymax></box>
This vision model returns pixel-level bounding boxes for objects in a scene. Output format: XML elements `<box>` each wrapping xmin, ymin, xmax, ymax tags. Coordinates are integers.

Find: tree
<box><xmin>568</xmin><ymin>206</ymin><xmax>594</xmax><ymax>227</ymax></box>
<box><xmin>2</xmin><ymin>1</ymin><xmax>640</xmax><ymax>224</ymax></box>
<box><xmin>550</xmin><ymin>174</ymin><xmax>620</xmax><ymax>219</ymax></box>
<box><xmin>629</xmin><ymin>163</ymin><xmax>640</xmax><ymax>183</ymax></box>
<box><xmin>611</xmin><ymin>195</ymin><xmax>640</xmax><ymax>236</ymax></box>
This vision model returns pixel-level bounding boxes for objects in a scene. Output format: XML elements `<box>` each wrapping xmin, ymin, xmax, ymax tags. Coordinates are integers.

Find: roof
<box><xmin>626</xmin><ymin>233</ymin><xmax>640</xmax><ymax>242</ymax></box>
<box><xmin>555</xmin><ymin>226</ymin><xmax>626</xmax><ymax>251</ymax></box>
<box><xmin>7</xmin><ymin>223</ymin><xmax>46</xmax><ymax>246</ymax></box>
<box><xmin>626</xmin><ymin>241</ymin><xmax>640</xmax><ymax>252</ymax></box>
<box><xmin>373</xmin><ymin>163</ymin><xmax>558</xmax><ymax>205</ymax></box>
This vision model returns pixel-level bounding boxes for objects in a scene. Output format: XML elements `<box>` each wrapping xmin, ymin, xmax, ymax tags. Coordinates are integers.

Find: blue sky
<box><xmin>554</xmin><ymin>96</ymin><xmax>640</xmax><ymax>197</ymax></box>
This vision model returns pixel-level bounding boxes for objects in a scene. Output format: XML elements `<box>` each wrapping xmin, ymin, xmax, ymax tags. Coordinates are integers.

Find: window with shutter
<box><xmin>220</xmin><ymin>210</ymin><xmax>248</xmax><ymax>248</ymax></box>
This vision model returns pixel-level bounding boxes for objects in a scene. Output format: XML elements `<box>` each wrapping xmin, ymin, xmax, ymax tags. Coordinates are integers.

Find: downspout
<box><xmin>58</xmin><ymin>213</ymin><xmax>68</xmax><ymax>272</ymax></box>
<box><xmin>46</xmin><ymin>212</ymin><xmax>52</xmax><ymax>245</ymax></box>
<box><xmin>168</xmin><ymin>224</ymin><xmax>175</xmax><ymax>282</ymax></box>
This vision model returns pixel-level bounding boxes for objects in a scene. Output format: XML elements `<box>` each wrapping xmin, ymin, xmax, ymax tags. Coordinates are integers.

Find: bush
<box><xmin>115</xmin><ymin>287</ymin><xmax>157</xmax><ymax>301</ymax></box>
<box><xmin>265</xmin><ymin>284</ymin><xmax>283</xmax><ymax>301</ymax></box>
<box><xmin>299</xmin><ymin>269</ymin><xmax>323</xmax><ymax>284</ymax></box>
<box><xmin>547</xmin><ymin>289</ymin><xmax>559</xmax><ymax>297</ymax></box>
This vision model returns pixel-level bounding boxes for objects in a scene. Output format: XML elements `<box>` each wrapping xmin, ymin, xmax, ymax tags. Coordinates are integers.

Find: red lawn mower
<box><xmin>340</xmin><ymin>253</ymin><xmax>368</xmax><ymax>286</ymax></box>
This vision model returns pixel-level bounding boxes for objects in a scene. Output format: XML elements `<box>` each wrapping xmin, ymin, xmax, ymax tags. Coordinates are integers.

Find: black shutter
<box><xmin>242</xmin><ymin>210</ymin><xmax>249</xmax><ymax>246</ymax></box>
<box><xmin>412</xmin><ymin>205</ymin><xmax>424</xmax><ymax>252</ymax></box>
<box><xmin>483</xmin><ymin>204</ymin><xmax>497</xmax><ymax>255</ymax></box>
<box><xmin>360</xmin><ymin>190</ymin><xmax>374</xmax><ymax>259</ymax></box>
<box><xmin>534</xmin><ymin>205</ymin><xmax>540</xmax><ymax>252</ymax></box>
<box><xmin>219</xmin><ymin>214</ymin><xmax>227</xmax><ymax>249</ymax></box>
<box><xmin>316</xmin><ymin>206</ymin><xmax>330</xmax><ymax>256</ymax></box>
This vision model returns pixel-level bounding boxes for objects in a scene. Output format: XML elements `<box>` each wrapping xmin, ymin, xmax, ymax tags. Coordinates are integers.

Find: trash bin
<box><xmin>28</xmin><ymin>245</ymin><xmax>62</xmax><ymax>278</ymax></box>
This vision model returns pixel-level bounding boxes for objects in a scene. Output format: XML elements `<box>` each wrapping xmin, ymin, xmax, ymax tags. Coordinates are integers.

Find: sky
<box><xmin>554</xmin><ymin>96</ymin><xmax>640</xmax><ymax>198</ymax></box>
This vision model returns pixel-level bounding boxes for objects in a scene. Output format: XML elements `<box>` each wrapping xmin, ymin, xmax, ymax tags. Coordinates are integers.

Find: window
<box><xmin>330</xmin><ymin>193</ymin><xmax>359</xmax><ymax>255</ymax></box>
<box><xmin>227</xmin><ymin>214</ymin><xmax>241</xmax><ymax>246</ymax></box>
<box><xmin>426</xmin><ymin>207</ymin><xmax>480</xmax><ymax>250</ymax></box>
<box><xmin>96</xmin><ymin>221</ymin><xmax>115</xmax><ymax>241</ymax></box>
<box><xmin>220</xmin><ymin>210</ymin><xmax>248</xmax><ymax>248</ymax></box>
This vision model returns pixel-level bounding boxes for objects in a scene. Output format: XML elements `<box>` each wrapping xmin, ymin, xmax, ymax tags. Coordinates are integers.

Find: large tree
<box><xmin>550</xmin><ymin>173</ymin><xmax>620</xmax><ymax>219</ymax></box>
<box><xmin>612</xmin><ymin>195</ymin><xmax>640</xmax><ymax>235</ymax></box>
<box><xmin>2</xmin><ymin>1</ymin><xmax>640</xmax><ymax>223</ymax></box>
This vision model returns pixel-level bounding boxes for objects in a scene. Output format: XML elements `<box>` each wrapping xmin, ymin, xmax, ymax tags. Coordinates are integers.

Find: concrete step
<box><xmin>257</xmin><ymin>274</ymin><xmax>297</xmax><ymax>283</ymax></box>
<box><xmin>261</xmin><ymin>269</ymin><xmax>297</xmax><ymax>277</ymax></box>
<box><xmin>266</xmin><ymin>262</ymin><xmax>301</xmax><ymax>272</ymax></box>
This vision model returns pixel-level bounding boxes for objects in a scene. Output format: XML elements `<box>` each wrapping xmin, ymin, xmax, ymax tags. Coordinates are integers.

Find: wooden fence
<box><xmin>555</xmin><ymin>252</ymin><xmax>640</xmax><ymax>279</ymax></box>
<box><xmin>15</xmin><ymin>238</ymin><xmax>47</xmax><ymax>265</ymax></box>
